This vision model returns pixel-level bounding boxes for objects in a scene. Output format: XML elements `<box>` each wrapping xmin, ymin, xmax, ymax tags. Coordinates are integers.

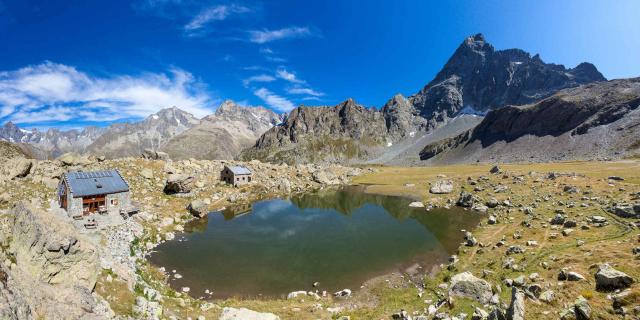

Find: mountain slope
<box><xmin>86</xmin><ymin>107</ymin><xmax>200</xmax><ymax>159</ymax></box>
<box><xmin>246</xmin><ymin>33</ymin><xmax>606</xmax><ymax>164</ymax></box>
<box><xmin>161</xmin><ymin>100</ymin><xmax>282</xmax><ymax>160</ymax></box>
<box><xmin>419</xmin><ymin>78</ymin><xmax>640</xmax><ymax>164</ymax></box>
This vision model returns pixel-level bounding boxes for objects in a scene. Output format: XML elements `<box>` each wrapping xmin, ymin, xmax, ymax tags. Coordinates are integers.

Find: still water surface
<box><xmin>148</xmin><ymin>187</ymin><xmax>481</xmax><ymax>298</ymax></box>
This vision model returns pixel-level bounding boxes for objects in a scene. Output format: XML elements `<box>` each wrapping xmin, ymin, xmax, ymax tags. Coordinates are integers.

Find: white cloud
<box><xmin>184</xmin><ymin>4</ymin><xmax>250</xmax><ymax>31</ymax></box>
<box><xmin>0</xmin><ymin>61</ymin><xmax>215</xmax><ymax>125</ymax></box>
<box><xmin>287</xmin><ymin>86</ymin><xmax>323</xmax><ymax>97</ymax></box>
<box><xmin>248</xmin><ymin>26</ymin><xmax>311</xmax><ymax>44</ymax></box>
<box><xmin>242</xmin><ymin>74</ymin><xmax>276</xmax><ymax>87</ymax></box>
<box><xmin>253</xmin><ymin>88</ymin><xmax>296</xmax><ymax>112</ymax></box>
<box><xmin>276</xmin><ymin>68</ymin><xmax>304</xmax><ymax>84</ymax></box>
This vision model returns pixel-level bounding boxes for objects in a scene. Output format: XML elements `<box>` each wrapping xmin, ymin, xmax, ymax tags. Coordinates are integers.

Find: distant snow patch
<box><xmin>409</xmin><ymin>131</ymin><xmax>415</xmax><ymax>137</ymax></box>
<box><xmin>152</xmin><ymin>115</ymin><xmax>159</xmax><ymax>120</ymax></box>
<box><xmin>459</xmin><ymin>105</ymin><xmax>487</xmax><ymax>117</ymax></box>
<box><xmin>386</xmin><ymin>142</ymin><xmax>393</xmax><ymax>147</ymax></box>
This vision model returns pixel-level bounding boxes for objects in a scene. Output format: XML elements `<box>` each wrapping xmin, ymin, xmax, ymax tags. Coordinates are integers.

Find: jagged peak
<box><xmin>460</xmin><ymin>33</ymin><xmax>493</xmax><ymax>52</ymax></box>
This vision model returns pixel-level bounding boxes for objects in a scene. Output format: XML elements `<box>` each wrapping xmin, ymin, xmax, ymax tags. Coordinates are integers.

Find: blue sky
<box><xmin>1</xmin><ymin>0</ymin><xmax>639</xmax><ymax>130</ymax></box>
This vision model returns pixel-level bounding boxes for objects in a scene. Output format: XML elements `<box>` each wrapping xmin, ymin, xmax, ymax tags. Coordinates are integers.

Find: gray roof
<box><xmin>227</xmin><ymin>165</ymin><xmax>251</xmax><ymax>175</ymax></box>
<box><xmin>63</xmin><ymin>170</ymin><xmax>129</xmax><ymax>197</ymax></box>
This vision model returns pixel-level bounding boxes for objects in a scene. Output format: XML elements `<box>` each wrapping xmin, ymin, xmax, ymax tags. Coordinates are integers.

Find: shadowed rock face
<box><xmin>247</xmin><ymin>33</ymin><xmax>606</xmax><ymax>164</ymax></box>
<box><xmin>420</xmin><ymin>78</ymin><xmax>640</xmax><ymax>163</ymax></box>
<box><xmin>410</xmin><ymin>33</ymin><xmax>606</xmax><ymax>125</ymax></box>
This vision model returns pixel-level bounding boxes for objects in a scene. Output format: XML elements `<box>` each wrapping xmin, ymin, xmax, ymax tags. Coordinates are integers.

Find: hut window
<box><xmin>111</xmin><ymin>199</ymin><xmax>118</xmax><ymax>206</ymax></box>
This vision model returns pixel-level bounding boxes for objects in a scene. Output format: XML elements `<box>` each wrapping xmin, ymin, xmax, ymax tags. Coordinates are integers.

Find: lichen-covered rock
<box><xmin>457</xmin><ymin>191</ymin><xmax>475</xmax><ymax>207</ymax></box>
<box><xmin>449</xmin><ymin>272</ymin><xmax>493</xmax><ymax>304</ymax></box>
<box><xmin>0</xmin><ymin>201</ymin><xmax>100</xmax><ymax>319</ymax></box>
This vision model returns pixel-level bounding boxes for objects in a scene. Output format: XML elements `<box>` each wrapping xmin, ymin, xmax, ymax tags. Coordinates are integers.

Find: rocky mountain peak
<box><xmin>215</xmin><ymin>100</ymin><xmax>241</xmax><ymax>116</ymax></box>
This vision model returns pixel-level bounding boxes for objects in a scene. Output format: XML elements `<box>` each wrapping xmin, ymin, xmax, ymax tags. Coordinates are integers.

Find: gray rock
<box><xmin>430</xmin><ymin>180</ymin><xmax>454</xmax><ymax>194</ymax></box>
<box><xmin>449</xmin><ymin>272</ymin><xmax>493</xmax><ymax>304</ymax></box>
<box><xmin>507</xmin><ymin>287</ymin><xmax>525</xmax><ymax>320</ymax></box>
<box><xmin>574</xmin><ymin>296</ymin><xmax>591</xmax><ymax>320</ymax></box>
<box><xmin>550</xmin><ymin>214</ymin><xmax>566</xmax><ymax>225</ymax></box>
<box><xmin>486</xmin><ymin>198</ymin><xmax>499</xmax><ymax>208</ymax></box>
<box><xmin>612</xmin><ymin>203</ymin><xmax>639</xmax><ymax>218</ymax></box>
<box><xmin>187</xmin><ymin>199</ymin><xmax>208</xmax><ymax>218</ymax></box>
<box><xmin>457</xmin><ymin>191</ymin><xmax>475</xmax><ymax>207</ymax></box>
<box><xmin>218</xmin><ymin>307</ymin><xmax>280</xmax><ymax>320</ymax></box>
<box><xmin>595</xmin><ymin>264</ymin><xmax>634</xmax><ymax>291</ymax></box>
<box><xmin>472</xmin><ymin>307</ymin><xmax>489</xmax><ymax>320</ymax></box>
<box><xmin>539</xmin><ymin>290</ymin><xmax>555</xmax><ymax>303</ymax></box>
<box><xmin>490</xmin><ymin>165</ymin><xmax>501</xmax><ymax>174</ymax></box>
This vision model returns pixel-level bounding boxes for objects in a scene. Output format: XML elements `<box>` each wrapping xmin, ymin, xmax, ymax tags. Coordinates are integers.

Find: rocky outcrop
<box><xmin>141</xmin><ymin>149</ymin><xmax>169</xmax><ymax>160</ymax></box>
<box><xmin>162</xmin><ymin>100</ymin><xmax>282</xmax><ymax>160</ymax></box>
<box><xmin>242</xmin><ymin>99</ymin><xmax>389</xmax><ymax>164</ymax></box>
<box><xmin>420</xmin><ymin>78</ymin><xmax>640</xmax><ymax>163</ymax></box>
<box><xmin>164</xmin><ymin>174</ymin><xmax>195</xmax><ymax>194</ymax></box>
<box><xmin>0</xmin><ymin>202</ymin><xmax>100</xmax><ymax>319</ymax></box>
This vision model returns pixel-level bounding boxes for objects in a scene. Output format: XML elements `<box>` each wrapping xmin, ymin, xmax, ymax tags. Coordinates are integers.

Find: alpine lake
<box><xmin>148</xmin><ymin>186</ymin><xmax>482</xmax><ymax>299</ymax></box>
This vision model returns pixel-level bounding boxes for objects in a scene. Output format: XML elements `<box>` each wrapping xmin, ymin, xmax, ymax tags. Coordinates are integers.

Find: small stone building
<box><xmin>220</xmin><ymin>165</ymin><xmax>252</xmax><ymax>187</ymax></box>
<box><xmin>58</xmin><ymin>170</ymin><xmax>132</xmax><ymax>217</ymax></box>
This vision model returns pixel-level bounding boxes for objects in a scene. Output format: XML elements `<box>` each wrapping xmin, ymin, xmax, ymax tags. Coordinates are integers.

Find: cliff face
<box><xmin>242</xmin><ymin>99</ymin><xmax>391</xmax><ymax>163</ymax></box>
<box><xmin>410</xmin><ymin>34</ymin><xmax>605</xmax><ymax>128</ymax></box>
<box><xmin>0</xmin><ymin>202</ymin><xmax>100</xmax><ymax>319</ymax></box>
<box><xmin>419</xmin><ymin>78</ymin><xmax>640</xmax><ymax>163</ymax></box>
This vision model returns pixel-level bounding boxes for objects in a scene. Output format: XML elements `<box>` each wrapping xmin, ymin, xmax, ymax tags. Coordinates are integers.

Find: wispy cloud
<box><xmin>276</xmin><ymin>68</ymin><xmax>305</xmax><ymax>84</ymax></box>
<box><xmin>253</xmin><ymin>88</ymin><xmax>296</xmax><ymax>112</ymax></box>
<box><xmin>0</xmin><ymin>61</ymin><xmax>215</xmax><ymax>125</ymax></box>
<box><xmin>248</xmin><ymin>26</ymin><xmax>312</xmax><ymax>44</ymax></box>
<box><xmin>287</xmin><ymin>86</ymin><xmax>323</xmax><ymax>97</ymax></box>
<box><xmin>184</xmin><ymin>4</ymin><xmax>250</xmax><ymax>32</ymax></box>
<box><xmin>242</xmin><ymin>74</ymin><xmax>276</xmax><ymax>87</ymax></box>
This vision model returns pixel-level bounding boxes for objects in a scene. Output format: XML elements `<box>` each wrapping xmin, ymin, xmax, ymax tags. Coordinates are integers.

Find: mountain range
<box><xmin>241</xmin><ymin>33</ymin><xmax>610</xmax><ymax>164</ymax></box>
<box><xmin>0</xmin><ymin>101</ymin><xmax>282</xmax><ymax>161</ymax></box>
<box><xmin>2</xmin><ymin>33</ymin><xmax>638</xmax><ymax>164</ymax></box>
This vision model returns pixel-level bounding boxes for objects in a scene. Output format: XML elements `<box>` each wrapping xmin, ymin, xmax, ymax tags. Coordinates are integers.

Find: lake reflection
<box><xmin>149</xmin><ymin>186</ymin><xmax>481</xmax><ymax>299</ymax></box>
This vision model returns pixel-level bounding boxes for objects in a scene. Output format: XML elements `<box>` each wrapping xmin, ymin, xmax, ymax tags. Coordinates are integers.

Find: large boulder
<box><xmin>0</xmin><ymin>201</ymin><xmax>100</xmax><ymax>319</ymax></box>
<box><xmin>164</xmin><ymin>174</ymin><xmax>195</xmax><ymax>194</ymax></box>
<box><xmin>595</xmin><ymin>264</ymin><xmax>634</xmax><ymax>291</ymax></box>
<box><xmin>430</xmin><ymin>180</ymin><xmax>454</xmax><ymax>194</ymax></box>
<box><xmin>3</xmin><ymin>158</ymin><xmax>33</xmax><ymax>180</ymax></box>
<box><xmin>456</xmin><ymin>191</ymin><xmax>475</xmax><ymax>207</ymax></box>
<box><xmin>449</xmin><ymin>272</ymin><xmax>493</xmax><ymax>304</ymax></box>
<box><xmin>218</xmin><ymin>307</ymin><xmax>280</xmax><ymax>320</ymax></box>
<box><xmin>187</xmin><ymin>199</ymin><xmax>208</xmax><ymax>218</ymax></box>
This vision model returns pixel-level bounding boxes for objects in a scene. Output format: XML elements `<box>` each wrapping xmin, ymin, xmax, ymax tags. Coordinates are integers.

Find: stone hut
<box><xmin>58</xmin><ymin>170</ymin><xmax>134</xmax><ymax>218</ymax></box>
<box><xmin>220</xmin><ymin>165</ymin><xmax>252</xmax><ymax>187</ymax></box>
